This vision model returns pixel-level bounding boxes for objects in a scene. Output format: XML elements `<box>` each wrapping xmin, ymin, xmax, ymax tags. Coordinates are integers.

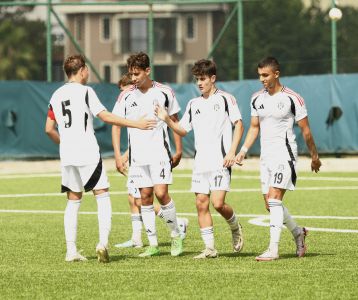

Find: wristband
<box><xmin>240</xmin><ymin>146</ymin><xmax>248</xmax><ymax>154</ymax></box>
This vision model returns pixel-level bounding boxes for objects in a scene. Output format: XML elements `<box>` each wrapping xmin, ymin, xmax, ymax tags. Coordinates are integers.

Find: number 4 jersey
<box><xmin>49</xmin><ymin>82</ymin><xmax>106</xmax><ymax>166</ymax></box>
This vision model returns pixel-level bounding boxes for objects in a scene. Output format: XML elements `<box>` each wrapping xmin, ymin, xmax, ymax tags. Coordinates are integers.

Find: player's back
<box><xmin>50</xmin><ymin>83</ymin><xmax>104</xmax><ymax>166</ymax></box>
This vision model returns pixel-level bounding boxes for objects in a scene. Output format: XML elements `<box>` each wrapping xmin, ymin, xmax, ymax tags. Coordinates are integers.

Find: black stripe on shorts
<box><xmin>84</xmin><ymin>158</ymin><xmax>103</xmax><ymax>192</ymax></box>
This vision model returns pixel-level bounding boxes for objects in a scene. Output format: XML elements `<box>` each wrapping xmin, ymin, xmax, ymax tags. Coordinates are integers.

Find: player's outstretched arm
<box><xmin>155</xmin><ymin>106</ymin><xmax>187</xmax><ymax>137</ymax></box>
<box><xmin>45</xmin><ymin>117</ymin><xmax>60</xmax><ymax>144</ymax></box>
<box><xmin>111</xmin><ymin>125</ymin><xmax>128</xmax><ymax>176</ymax></box>
<box><xmin>98</xmin><ymin>110</ymin><xmax>156</xmax><ymax>129</ymax></box>
<box><xmin>297</xmin><ymin>117</ymin><xmax>321</xmax><ymax>173</ymax></box>
<box><xmin>223</xmin><ymin>119</ymin><xmax>244</xmax><ymax>167</ymax></box>
<box><xmin>235</xmin><ymin>116</ymin><xmax>260</xmax><ymax>165</ymax></box>
<box><xmin>169</xmin><ymin>113</ymin><xmax>183</xmax><ymax>168</ymax></box>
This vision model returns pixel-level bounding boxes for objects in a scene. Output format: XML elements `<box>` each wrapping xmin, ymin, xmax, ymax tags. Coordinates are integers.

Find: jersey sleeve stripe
<box><xmin>283</xmin><ymin>87</ymin><xmax>305</xmax><ymax>106</ymax></box>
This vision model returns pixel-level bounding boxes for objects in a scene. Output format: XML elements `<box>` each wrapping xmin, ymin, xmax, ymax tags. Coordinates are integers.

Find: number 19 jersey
<box><xmin>49</xmin><ymin>82</ymin><xmax>106</xmax><ymax>166</ymax></box>
<box><xmin>251</xmin><ymin>86</ymin><xmax>307</xmax><ymax>161</ymax></box>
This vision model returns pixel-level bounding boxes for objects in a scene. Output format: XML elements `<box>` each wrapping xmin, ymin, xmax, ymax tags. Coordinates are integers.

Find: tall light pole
<box><xmin>329</xmin><ymin>0</ymin><xmax>342</xmax><ymax>74</ymax></box>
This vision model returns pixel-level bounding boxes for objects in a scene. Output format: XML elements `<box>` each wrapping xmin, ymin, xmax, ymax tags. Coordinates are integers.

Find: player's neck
<box><xmin>137</xmin><ymin>78</ymin><xmax>153</xmax><ymax>93</ymax></box>
<box><xmin>202</xmin><ymin>86</ymin><xmax>217</xmax><ymax>99</ymax></box>
<box><xmin>267</xmin><ymin>82</ymin><xmax>282</xmax><ymax>96</ymax></box>
<box><xmin>67</xmin><ymin>76</ymin><xmax>83</xmax><ymax>85</ymax></box>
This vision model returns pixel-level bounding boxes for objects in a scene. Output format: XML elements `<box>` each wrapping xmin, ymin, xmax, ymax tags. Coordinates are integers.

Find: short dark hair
<box><xmin>118</xmin><ymin>73</ymin><xmax>132</xmax><ymax>89</ymax></box>
<box><xmin>192</xmin><ymin>59</ymin><xmax>216</xmax><ymax>77</ymax></box>
<box><xmin>127</xmin><ymin>52</ymin><xmax>150</xmax><ymax>70</ymax></box>
<box><xmin>258</xmin><ymin>56</ymin><xmax>280</xmax><ymax>72</ymax></box>
<box><xmin>63</xmin><ymin>54</ymin><xmax>86</xmax><ymax>78</ymax></box>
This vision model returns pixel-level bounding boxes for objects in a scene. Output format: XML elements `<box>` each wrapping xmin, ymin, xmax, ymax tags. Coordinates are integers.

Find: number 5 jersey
<box><xmin>49</xmin><ymin>82</ymin><xmax>106</xmax><ymax>166</ymax></box>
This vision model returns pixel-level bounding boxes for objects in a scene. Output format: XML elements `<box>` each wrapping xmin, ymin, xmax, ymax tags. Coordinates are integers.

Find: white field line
<box><xmin>0</xmin><ymin>209</ymin><xmax>357</xmax><ymax>233</ymax></box>
<box><xmin>1</xmin><ymin>173</ymin><xmax>358</xmax><ymax>182</ymax></box>
<box><xmin>248</xmin><ymin>216</ymin><xmax>358</xmax><ymax>233</ymax></box>
<box><xmin>1</xmin><ymin>186</ymin><xmax>358</xmax><ymax>199</ymax></box>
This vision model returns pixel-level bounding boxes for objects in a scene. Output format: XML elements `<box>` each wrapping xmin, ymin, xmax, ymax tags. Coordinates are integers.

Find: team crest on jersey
<box><xmin>277</xmin><ymin>102</ymin><xmax>285</xmax><ymax>110</ymax></box>
<box><xmin>213</xmin><ymin>104</ymin><xmax>220</xmax><ymax>111</ymax></box>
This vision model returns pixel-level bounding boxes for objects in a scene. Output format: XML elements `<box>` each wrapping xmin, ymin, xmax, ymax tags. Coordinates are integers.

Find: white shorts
<box><xmin>191</xmin><ymin>168</ymin><xmax>231</xmax><ymax>194</ymax></box>
<box><xmin>61</xmin><ymin>159</ymin><xmax>110</xmax><ymax>193</ymax></box>
<box><xmin>128</xmin><ymin>161</ymin><xmax>173</xmax><ymax>188</ymax></box>
<box><xmin>127</xmin><ymin>179</ymin><xmax>141</xmax><ymax>199</ymax></box>
<box><xmin>260</xmin><ymin>159</ymin><xmax>297</xmax><ymax>194</ymax></box>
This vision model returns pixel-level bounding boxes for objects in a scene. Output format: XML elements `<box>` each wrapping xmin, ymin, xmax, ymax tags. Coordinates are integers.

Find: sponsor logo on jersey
<box><xmin>258</xmin><ymin>104</ymin><xmax>264</xmax><ymax>109</ymax></box>
<box><xmin>195</xmin><ymin>109</ymin><xmax>201</xmax><ymax>115</ymax></box>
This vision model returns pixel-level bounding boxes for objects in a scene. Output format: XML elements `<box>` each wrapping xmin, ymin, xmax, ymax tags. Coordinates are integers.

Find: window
<box><xmin>119</xmin><ymin>17</ymin><xmax>177</xmax><ymax>53</ymax></box>
<box><xmin>154</xmin><ymin>65</ymin><xmax>177</xmax><ymax>83</ymax></box>
<box><xmin>186</xmin><ymin>64</ymin><xmax>194</xmax><ymax>82</ymax></box>
<box><xmin>102</xmin><ymin>16</ymin><xmax>111</xmax><ymax>40</ymax></box>
<box><xmin>103</xmin><ymin>65</ymin><xmax>111</xmax><ymax>83</ymax></box>
<box><xmin>120</xmin><ymin>18</ymin><xmax>147</xmax><ymax>53</ymax></box>
<box><xmin>118</xmin><ymin>66</ymin><xmax>128</xmax><ymax>77</ymax></box>
<box><xmin>154</xmin><ymin>18</ymin><xmax>177</xmax><ymax>52</ymax></box>
<box><xmin>186</xmin><ymin>16</ymin><xmax>196</xmax><ymax>40</ymax></box>
<box><xmin>74</xmin><ymin>16</ymin><xmax>83</xmax><ymax>41</ymax></box>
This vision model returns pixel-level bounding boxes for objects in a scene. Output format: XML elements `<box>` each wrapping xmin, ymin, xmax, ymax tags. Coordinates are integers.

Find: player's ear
<box><xmin>274</xmin><ymin>70</ymin><xmax>280</xmax><ymax>78</ymax></box>
<box><xmin>145</xmin><ymin>67</ymin><xmax>151</xmax><ymax>76</ymax></box>
<box><xmin>210</xmin><ymin>75</ymin><xmax>216</xmax><ymax>83</ymax></box>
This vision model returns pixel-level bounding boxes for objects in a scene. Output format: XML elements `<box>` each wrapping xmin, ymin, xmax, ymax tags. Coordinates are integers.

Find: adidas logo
<box><xmin>258</xmin><ymin>104</ymin><xmax>264</xmax><ymax>109</ymax></box>
<box><xmin>130</xmin><ymin>102</ymin><xmax>138</xmax><ymax>107</ymax></box>
<box><xmin>195</xmin><ymin>109</ymin><xmax>201</xmax><ymax>115</ymax></box>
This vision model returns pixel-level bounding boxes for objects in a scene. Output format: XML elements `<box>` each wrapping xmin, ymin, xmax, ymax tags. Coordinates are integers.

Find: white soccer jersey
<box><xmin>112</xmin><ymin>81</ymin><xmax>180</xmax><ymax>166</ymax></box>
<box><xmin>179</xmin><ymin>89</ymin><xmax>242</xmax><ymax>173</ymax></box>
<box><xmin>251</xmin><ymin>86</ymin><xmax>307</xmax><ymax>161</ymax></box>
<box><xmin>49</xmin><ymin>82</ymin><xmax>106</xmax><ymax>166</ymax></box>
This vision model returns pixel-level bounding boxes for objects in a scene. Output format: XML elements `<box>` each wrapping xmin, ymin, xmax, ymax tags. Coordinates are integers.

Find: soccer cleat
<box><xmin>171</xmin><ymin>236</ymin><xmax>183</xmax><ymax>257</ymax></box>
<box><xmin>96</xmin><ymin>244</ymin><xmax>110</xmax><ymax>263</ymax></box>
<box><xmin>193</xmin><ymin>248</ymin><xmax>218</xmax><ymax>259</ymax></box>
<box><xmin>138</xmin><ymin>246</ymin><xmax>160</xmax><ymax>257</ymax></box>
<box><xmin>295</xmin><ymin>227</ymin><xmax>308</xmax><ymax>258</ymax></box>
<box><xmin>255</xmin><ymin>249</ymin><xmax>279</xmax><ymax>261</ymax></box>
<box><xmin>114</xmin><ymin>239</ymin><xmax>143</xmax><ymax>249</ymax></box>
<box><xmin>65</xmin><ymin>251</ymin><xmax>88</xmax><ymax>262</ymax></box>
<box><xmin>177</xmin><ymin>217</ymin><xmax>189</xmax><ymax>240</ymax></box>
<box><xmin>232</xmin><ymin>223</ymin><xmax>244</xmax><ymax>253</ymax></box>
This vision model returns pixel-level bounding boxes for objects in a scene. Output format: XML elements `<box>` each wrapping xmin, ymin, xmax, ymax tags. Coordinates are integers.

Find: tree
<box><xmin>213</xmin><ymin>0</ymin><xmax>358</xmax><ymax>80</ymax></box>
<box><xmin>0</xmin><ymin>2</ymin><xmax>50</xmax><ymax>80</ymax></box>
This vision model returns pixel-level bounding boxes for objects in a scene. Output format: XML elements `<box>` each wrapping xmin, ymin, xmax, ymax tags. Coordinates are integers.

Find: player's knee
<box><xmin>212</xmin><ymin>202</ymin><xmax>224</xmax><ymax>211</ymax></box>
<box><xmin>154</xmin><ymin>191</ymin><xmax>169</xmax><ymax>202</ymax></box>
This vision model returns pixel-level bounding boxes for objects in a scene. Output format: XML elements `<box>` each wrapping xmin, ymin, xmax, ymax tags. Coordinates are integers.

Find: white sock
<box><xmin>64</xmin><ymin>199</ymin><xmax>81</xmax><ymax>255</ymax></box>
<box><xmin>156</xmin><ymin>208</ymin><xmax>165</xmax><ymax>220</ymax></box>
<box><xmin>268</xmin><ymin>199</ymin><xmax>283</xmax><ymax>253</ymax></box>
<box><xmin>161</xmin><ymin>199</ymin><xmax>180</xmax><ymax>238</ymax></box>
<box><xmin>96</xmin><ymin>192</ymin><xmax>112</xmax><ymax>248</ymax></box>
<box><xmin>200</xmin><ymin>227</ymin><xmax>215</xmax><ymax>249</ymax></box>
<box><xmin>283</xmin><ymin>206</ymin><xmax>301</xmax><ymax>237</ymax></box>
<box><xmin>141</xmin><ymin>205</ymin><xmax>158</xmax><ymax>246</ymax></box>
<box><xmin>226</xmin><ymin>213</ymin><xmax>239</xmax><ymax>231</ymax></box>
<box><xmin>131</xmin><ymin>213</ymin><xmax>142</xmax><ymax>243</ymax></box>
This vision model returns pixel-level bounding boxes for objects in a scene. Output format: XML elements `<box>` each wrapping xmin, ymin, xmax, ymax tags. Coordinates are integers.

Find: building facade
<box><xmin>59</xmin><ymin>1</ymin><xmax>227</xmax><ymax>83</ymax></box>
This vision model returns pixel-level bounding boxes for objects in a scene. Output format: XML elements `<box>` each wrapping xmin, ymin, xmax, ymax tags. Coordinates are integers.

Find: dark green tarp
<box><xmin>1</xmin><ymin>73</ymin><xmax>357</xmax><ymax>159</ymax></box>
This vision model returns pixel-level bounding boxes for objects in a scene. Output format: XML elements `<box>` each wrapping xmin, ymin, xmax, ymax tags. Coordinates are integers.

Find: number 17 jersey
<box><xmin>49</xmin><ymin>82</ymin><xmax>106</xmax><ymax>166</ymax></box>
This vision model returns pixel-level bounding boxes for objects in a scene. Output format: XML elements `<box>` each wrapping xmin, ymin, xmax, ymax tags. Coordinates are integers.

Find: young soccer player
<box><xmin>236</xmin><ymin>56</ymin><xmax>321</xmax><ymax>261</ymax></box>
<box><xmin>112</xmin><ymin>74</ymin><xmax>188</xmax><ymax>248</ymax></box>
<box><xmin>111</xmin><ymin>52</ymin><xmax>184</xmax><ymax>257</ymax></box>
<box><xmin>45</xmin><ymin>54</ymin><xmax>156</xmax><ymax>263</ymax></box>
<box><xmin>155</xmin><ymin>59</ymin><xmax>244</xmax><ymax>259</ymax></box>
